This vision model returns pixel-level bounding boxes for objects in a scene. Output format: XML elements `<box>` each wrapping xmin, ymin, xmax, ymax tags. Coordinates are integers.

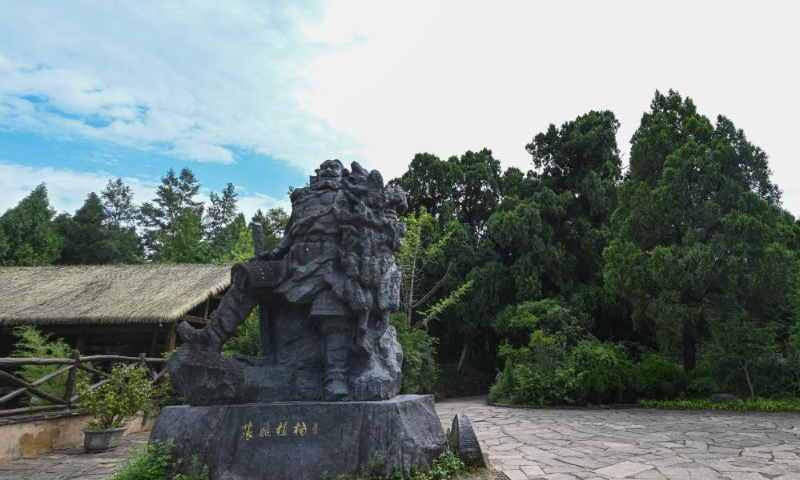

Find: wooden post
<box><xmin>63</xmin><ymin>350</ymin><xmax>80</xmax><ymax>409</ymax></box>
<box><xmin>75</xmin><ymin>328</ymin><xmax>87</xmax><ymax>353</ymax></box>
<box><xmin>165</xmin><ymin>321</ymin><xmax>178</xmax><ymax>353</ymax></box>
<box><xmin>147</xmin><ymin>330</ymin><xmax>159</xmax><ymax>359</ymax></box>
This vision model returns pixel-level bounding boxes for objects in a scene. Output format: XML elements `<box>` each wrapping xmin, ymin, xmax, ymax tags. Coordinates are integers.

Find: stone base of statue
<box><xmin>149</xmin><ymin>395</ymin><xmax>448</xmax><ymax>480</ymax></box>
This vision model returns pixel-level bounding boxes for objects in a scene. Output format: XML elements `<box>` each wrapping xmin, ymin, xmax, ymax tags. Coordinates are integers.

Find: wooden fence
<box><xmin>0</xmin><ymin>352</ymin><xmax>167</xmax><ymax>417</ymax></box>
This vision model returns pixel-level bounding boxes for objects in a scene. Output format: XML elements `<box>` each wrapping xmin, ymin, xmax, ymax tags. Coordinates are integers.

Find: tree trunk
<box><xmin>456</xmin><ymin>337</ymin><xmax>469</xmax><ymax>374</ymax></box>
<box><xmin>682</xmin><ymin>320</ymin><xmax>696</xmax><ymax>372</ymax></box>
<box><xmin>741</xmin><ymin>359</ymin><xmax>755</xmax><ymax>400</ymax></box>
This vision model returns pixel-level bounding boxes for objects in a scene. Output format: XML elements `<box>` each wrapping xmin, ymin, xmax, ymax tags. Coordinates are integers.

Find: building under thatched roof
<box><xmin>0</xmin><ymin>264</ymin><xmax>233</xmax><ymax>357</ymax></box>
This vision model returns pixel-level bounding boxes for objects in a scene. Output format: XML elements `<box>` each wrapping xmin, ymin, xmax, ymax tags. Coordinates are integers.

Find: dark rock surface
<box><xmin>450</xmin><ymin>413</ymin><xmax>485</xmax><ymax>467</ymax></box>
<box><xmin>149</xmin><ymin>395</ymin><xmax>448</xmax><ymax>480</ymax></box>
<box><xmin>710</xmin><ymin>393</ymin><xmax>740</xmax><ymax>404</ymax></box>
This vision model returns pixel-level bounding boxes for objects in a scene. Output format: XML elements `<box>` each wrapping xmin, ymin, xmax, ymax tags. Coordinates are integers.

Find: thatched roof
<box><xmin>0</xmin><ymin>264</ymin><xmax>232</xmax><ymax>326</ymax></box>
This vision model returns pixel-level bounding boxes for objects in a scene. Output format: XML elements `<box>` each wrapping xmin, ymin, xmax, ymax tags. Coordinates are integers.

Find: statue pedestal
<box><xmin>149</xmin><ymin>395</ymin><xmax>448</xmax><ymax>480</ymax></box>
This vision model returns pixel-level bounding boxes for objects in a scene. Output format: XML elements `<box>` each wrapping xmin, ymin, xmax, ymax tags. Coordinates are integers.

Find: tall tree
<box><xmin>56</xmin><ymin>192</ymin><xmax>108</xmax><ymax>264</ymax></box>
<box><xmin>101</xmin><ymin>178</ymin><xmax>138</xmax><ymax>228</ymax></box>
<box><xmin>604</xmin><ymin>90</ymin><xmax>797</xmax><ymax>372</ymax></box>
<box><xmin>0</xmin><ymin>184</ymin><xmax>62</xmax><ymax>266</ymax></box>
<box><xmin>205</xmin><ymin>183</ymin><xmax>240</xmax><ymax>260</ymax></box>
<box><xmin>393</xmin><ymin>149</ymin><xmax>503</xmax><ymax>237</ymax></box>
<box><xmin>251</xmin><ymin>208</ymin><xmax>289</xmax><ymax>253</ymax></box>
<box><xmin>100</xmin><ymin>179</ymin><xmax>143</xmax><ymax>264</ymax></box>
<box><xmin>139</xmin><ymin>168</ymin><xmax>205</xmax><ymax>262</ymax></box>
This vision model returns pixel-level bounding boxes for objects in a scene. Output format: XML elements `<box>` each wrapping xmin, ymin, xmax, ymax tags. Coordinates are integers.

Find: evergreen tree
<box><xmin>0</xmin><ymin>229</ymin><xmax>8</xmax><ymax>261</ymax></box>
<box><xmin>0</xmin><ymin>184</ymin><xmax>62</xmax><ymax>266</ymax></box>
<box><xmin>251</xmin><ymin>208</ymin><xmax>289</xmax><ymax>253</ymax></box>
<box><xmin>393</xmin><ymin>149</ymin><xmax>503</xmax><ymax>236</ymax></box>
<box><xmin>139</xmin><ymin>168</ymin><xmax>205</xmax><ymax>262</ymax></box>
<box><xmin>604</xmin><ymin>90</ymin><xmax>798</xmax><ymax>374</ymax></box>
<box><xmin>101</xmin><ymin>179</ymin><xmax>143</xmax><ymax>264</ymax></box>
<box><xmin>101</xmin><ymin>178</ymin><xmax>138</xmax><ymax>228</ymax></box>
<box><xmin>57</xmin><ymin>192</ymin><xmax>108</xmax><ymax>264</ymax></box>
<box><xmin>205</xmin><ymin>183</ymin><xmax>240</xmax><ymax>259</ymax></box>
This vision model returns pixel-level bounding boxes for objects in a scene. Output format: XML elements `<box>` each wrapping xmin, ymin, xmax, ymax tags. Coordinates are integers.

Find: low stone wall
<box><xmin>0</xmin><ymin>412</ymin><xmax>155</xmax><ymax>462</ymax></box>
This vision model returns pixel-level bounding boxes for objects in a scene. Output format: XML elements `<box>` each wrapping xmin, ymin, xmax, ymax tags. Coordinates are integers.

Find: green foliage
<box><xmin>390</xmin><ymin>313</ymin><xmax>439</xmax><ymax>394</ymax></box>
<box><xmin>565</xmin><ymin>339</ymin><xmax>644</xmax><ymax>405</ymax></box>
<box><xmin>112</xmin><ymin>440</ymin><xmax>209</xmax><ymax>480</ymax></box>
<box><xmin>397</xmin><ymin>209</ymin><xmax>471</xmax><ymax>329</ymax></box>
<box><xmin>639</xmin><ymin>355</ymin><xmax>687</xmax><ymax>400</ymax></box>
<box><xmin>0</xmin><ymin>183</ymin><xmax>63</xmax><ymax>266</ymax></box>
<box><xmin>57</xmin><ymin>191</ymin><xmax>143</xmax><ymax>264</ymax></box>
<box><xmin>139</xmin><ymin>168</ymin><xmax>206</xmax><ymax>262</ymax></box>
<box><xmin>329</xmin><ymin>452</ymin><xmax>465</xmax><ymax>480</ymax></box>
<box><xmin>640</xmin><ymin>398</ymin><xmax>800</xmax><ymax>412</ymax></box>
<box><xmin>605</xmin><ymin>89</ymin><xmax>798</xmax><ymax>374</ymax></box>
<box><xmin>221</xmin><ymin>310</ymin><xmax>261</xmax><ymax>357</ymax></box>
<box><xmin>11</xmin><ymin>326</ymin><xmax>91</xmax><ymax>404</ymax></box>
<box><xmin>112</xmin><ymin>440</ymin><xmax>174</xmax><ymax>480</ymax></box>
<box><xmin>79</xmin><ymin>364</ymin><xmax>153</xmax><ymax>430</ymax></box>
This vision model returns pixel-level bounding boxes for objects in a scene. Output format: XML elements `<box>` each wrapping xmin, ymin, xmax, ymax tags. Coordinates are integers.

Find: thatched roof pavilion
<box><xmin>0</xmin><ymin>264</ymin><xmax>233</xmax><ymax>357</ymax></box>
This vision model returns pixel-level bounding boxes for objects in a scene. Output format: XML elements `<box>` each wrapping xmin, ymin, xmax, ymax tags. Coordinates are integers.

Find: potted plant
<box><xmin>79</xmin><ymin>364</ymin><xmax>153</xmax><ymax>452</ymax></box>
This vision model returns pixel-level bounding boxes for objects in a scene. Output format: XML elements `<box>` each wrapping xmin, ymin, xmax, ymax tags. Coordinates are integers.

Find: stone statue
<box><xmin>152</xmin><ymin>161</ymin><xmax>455</xmax><ymax>480</ymax></box>
<box><xmin>172</xmin><ymin>160</ymin><xmax>407</xmax><ymax>403</ymax></box>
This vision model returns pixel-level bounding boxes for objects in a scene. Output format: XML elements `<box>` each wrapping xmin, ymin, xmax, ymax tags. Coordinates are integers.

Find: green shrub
<box><xmin>564</xmin><ymin>339</ymin><xmax>644</xmax><ymax>405</ymax></box>
<box><xmin>113</xmin><ymin>440</ymin><xmax>174</xmax><ymax>480</ymax></box>
<box><xmin>390</xmin><ymin>314</ymin><xmax>440</xmax><ymax>394</ymax></box>
<box><xmin>79</xmin><ymin>364</ymin><xmax>153</xmax><ymax>430</ymax></box>
<box><xmin>639</xmin><ymin>355</ymin><xmax>686</xmax><ymax>400</ymax></box>
<box><xmin>11</xmin><ymin>326</ymin><xmax>92</xmax><ymax>405</ymax></box>
<box><xmin>112</xmin><ymin>440</ymin><xmax>209</xmax><ymax>480</ymax></box>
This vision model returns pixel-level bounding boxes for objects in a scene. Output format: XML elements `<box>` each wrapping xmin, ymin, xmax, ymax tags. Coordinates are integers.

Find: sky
<box><xmin>0</xmin><ymin>0</ymin><xmax>798</xmax><ymax>219</ymax></box>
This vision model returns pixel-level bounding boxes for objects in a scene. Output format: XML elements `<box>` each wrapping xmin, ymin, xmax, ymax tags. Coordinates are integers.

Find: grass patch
<box><xmin>639</xmin><ymin>398</ymin><xmax>800</xmax><ymax>412</ymax></box>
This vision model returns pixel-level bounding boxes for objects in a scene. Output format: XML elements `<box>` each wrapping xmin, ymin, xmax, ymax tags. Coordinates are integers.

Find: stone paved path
<box><xmin>436</xmin><ymin>396</ymin><xmax>800</xmax><ymax>480</ymax></box>
<box><xmin>3</xmin><ymin>398</ymin><xmax>800</xmax><ymax>480</ymax></box>
<box><xmin>0</xmin><ymin>432</ymin><xmax>148</xmax><ymax>480</ymax></box>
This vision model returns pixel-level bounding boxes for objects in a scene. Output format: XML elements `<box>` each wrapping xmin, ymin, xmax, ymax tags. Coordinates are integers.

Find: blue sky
<box><xmin>1</xmin><ymin>1</ymin><xmax>799</xmax><ymax>219</ymax></box>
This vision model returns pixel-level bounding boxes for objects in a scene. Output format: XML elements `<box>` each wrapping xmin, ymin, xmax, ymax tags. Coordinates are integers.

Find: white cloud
<box><xmin>0</xmin><ymin>162</ymin><xmax>289</xmax><ymax>223</ymax></box>
<box><xmin>0</xmin><ymin>162</ymin><xmax>157</xmax><ymax>215</ymax></box>
<box><xmin>0</xmin><ymin>1</ymin><xmax>356</xmax><ymax>171</ymax></box>
<box><xmin>237</xmin><ymin>192</ymin><xmax>291</xmax><ymax>222</ymax></box>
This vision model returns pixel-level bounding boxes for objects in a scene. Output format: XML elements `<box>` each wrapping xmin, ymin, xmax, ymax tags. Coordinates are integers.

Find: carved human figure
<box><xmin>177</xmin><ymin>160</ymin><xmax>406</xmax><ymax>401</ymax></box>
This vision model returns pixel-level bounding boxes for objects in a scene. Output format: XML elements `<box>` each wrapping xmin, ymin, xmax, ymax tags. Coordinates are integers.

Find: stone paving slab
<box><xmin>436</xmin><ymin>396</ymin><xmax>800</xmax><ymax>480</ymax></box>
<box><xmin>0</xmin><ymin>432</ymin><xmax>148</xmax><ymax>479</ymax></box>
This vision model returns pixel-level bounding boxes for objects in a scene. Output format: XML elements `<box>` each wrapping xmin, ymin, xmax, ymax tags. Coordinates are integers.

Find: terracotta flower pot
<box><xmin>83</xmin><ymin>426</ymin><xmax>128</xmax><ymax>452</ymax></box>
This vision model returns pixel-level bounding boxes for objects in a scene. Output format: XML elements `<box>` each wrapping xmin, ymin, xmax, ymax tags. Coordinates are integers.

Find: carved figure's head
<box><xmin>315</xmin><ymin>159</ymin><xmax>345</xmax><ymax>183</ymax></box>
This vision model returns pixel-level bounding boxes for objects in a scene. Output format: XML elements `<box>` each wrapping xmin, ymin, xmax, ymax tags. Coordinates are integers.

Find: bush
<box><xmin>639</xmin><ymin>355</ymin><xmax>686</xmax><ymax>400</ymax></box>
<box><xmin>79</xmin><ymin>364</ymin><xmax>153</xmax><ymax>430</ymax></box>
<box><xmin>112</xmin><ymin>440</ymin><xmax>209</xmax><ymax>480</ymax></box>
<box><xmin>564</xmin><ymin>339</ymin><xmax>644</xmax><ymax>405</ymax></box>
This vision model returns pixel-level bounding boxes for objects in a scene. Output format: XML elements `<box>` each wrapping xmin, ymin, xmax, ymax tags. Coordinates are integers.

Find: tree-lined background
<box><xmin>3</xmin><ymin>90</ymin><xmax>798</xmax><ymax>405</ymax></box>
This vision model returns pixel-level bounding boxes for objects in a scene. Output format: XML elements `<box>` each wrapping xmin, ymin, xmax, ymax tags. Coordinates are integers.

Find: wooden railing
<box><xmin>0</xmin><ymin>352</ymin><xmax>167</xmax><ymax>417</ymax></box>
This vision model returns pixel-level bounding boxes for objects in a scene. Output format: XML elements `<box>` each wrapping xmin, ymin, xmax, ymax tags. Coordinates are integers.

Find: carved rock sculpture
<box><xmin>170</xmin><ymin>160</ymin><xmax>407</xmax><ymax>403</ymax></box>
